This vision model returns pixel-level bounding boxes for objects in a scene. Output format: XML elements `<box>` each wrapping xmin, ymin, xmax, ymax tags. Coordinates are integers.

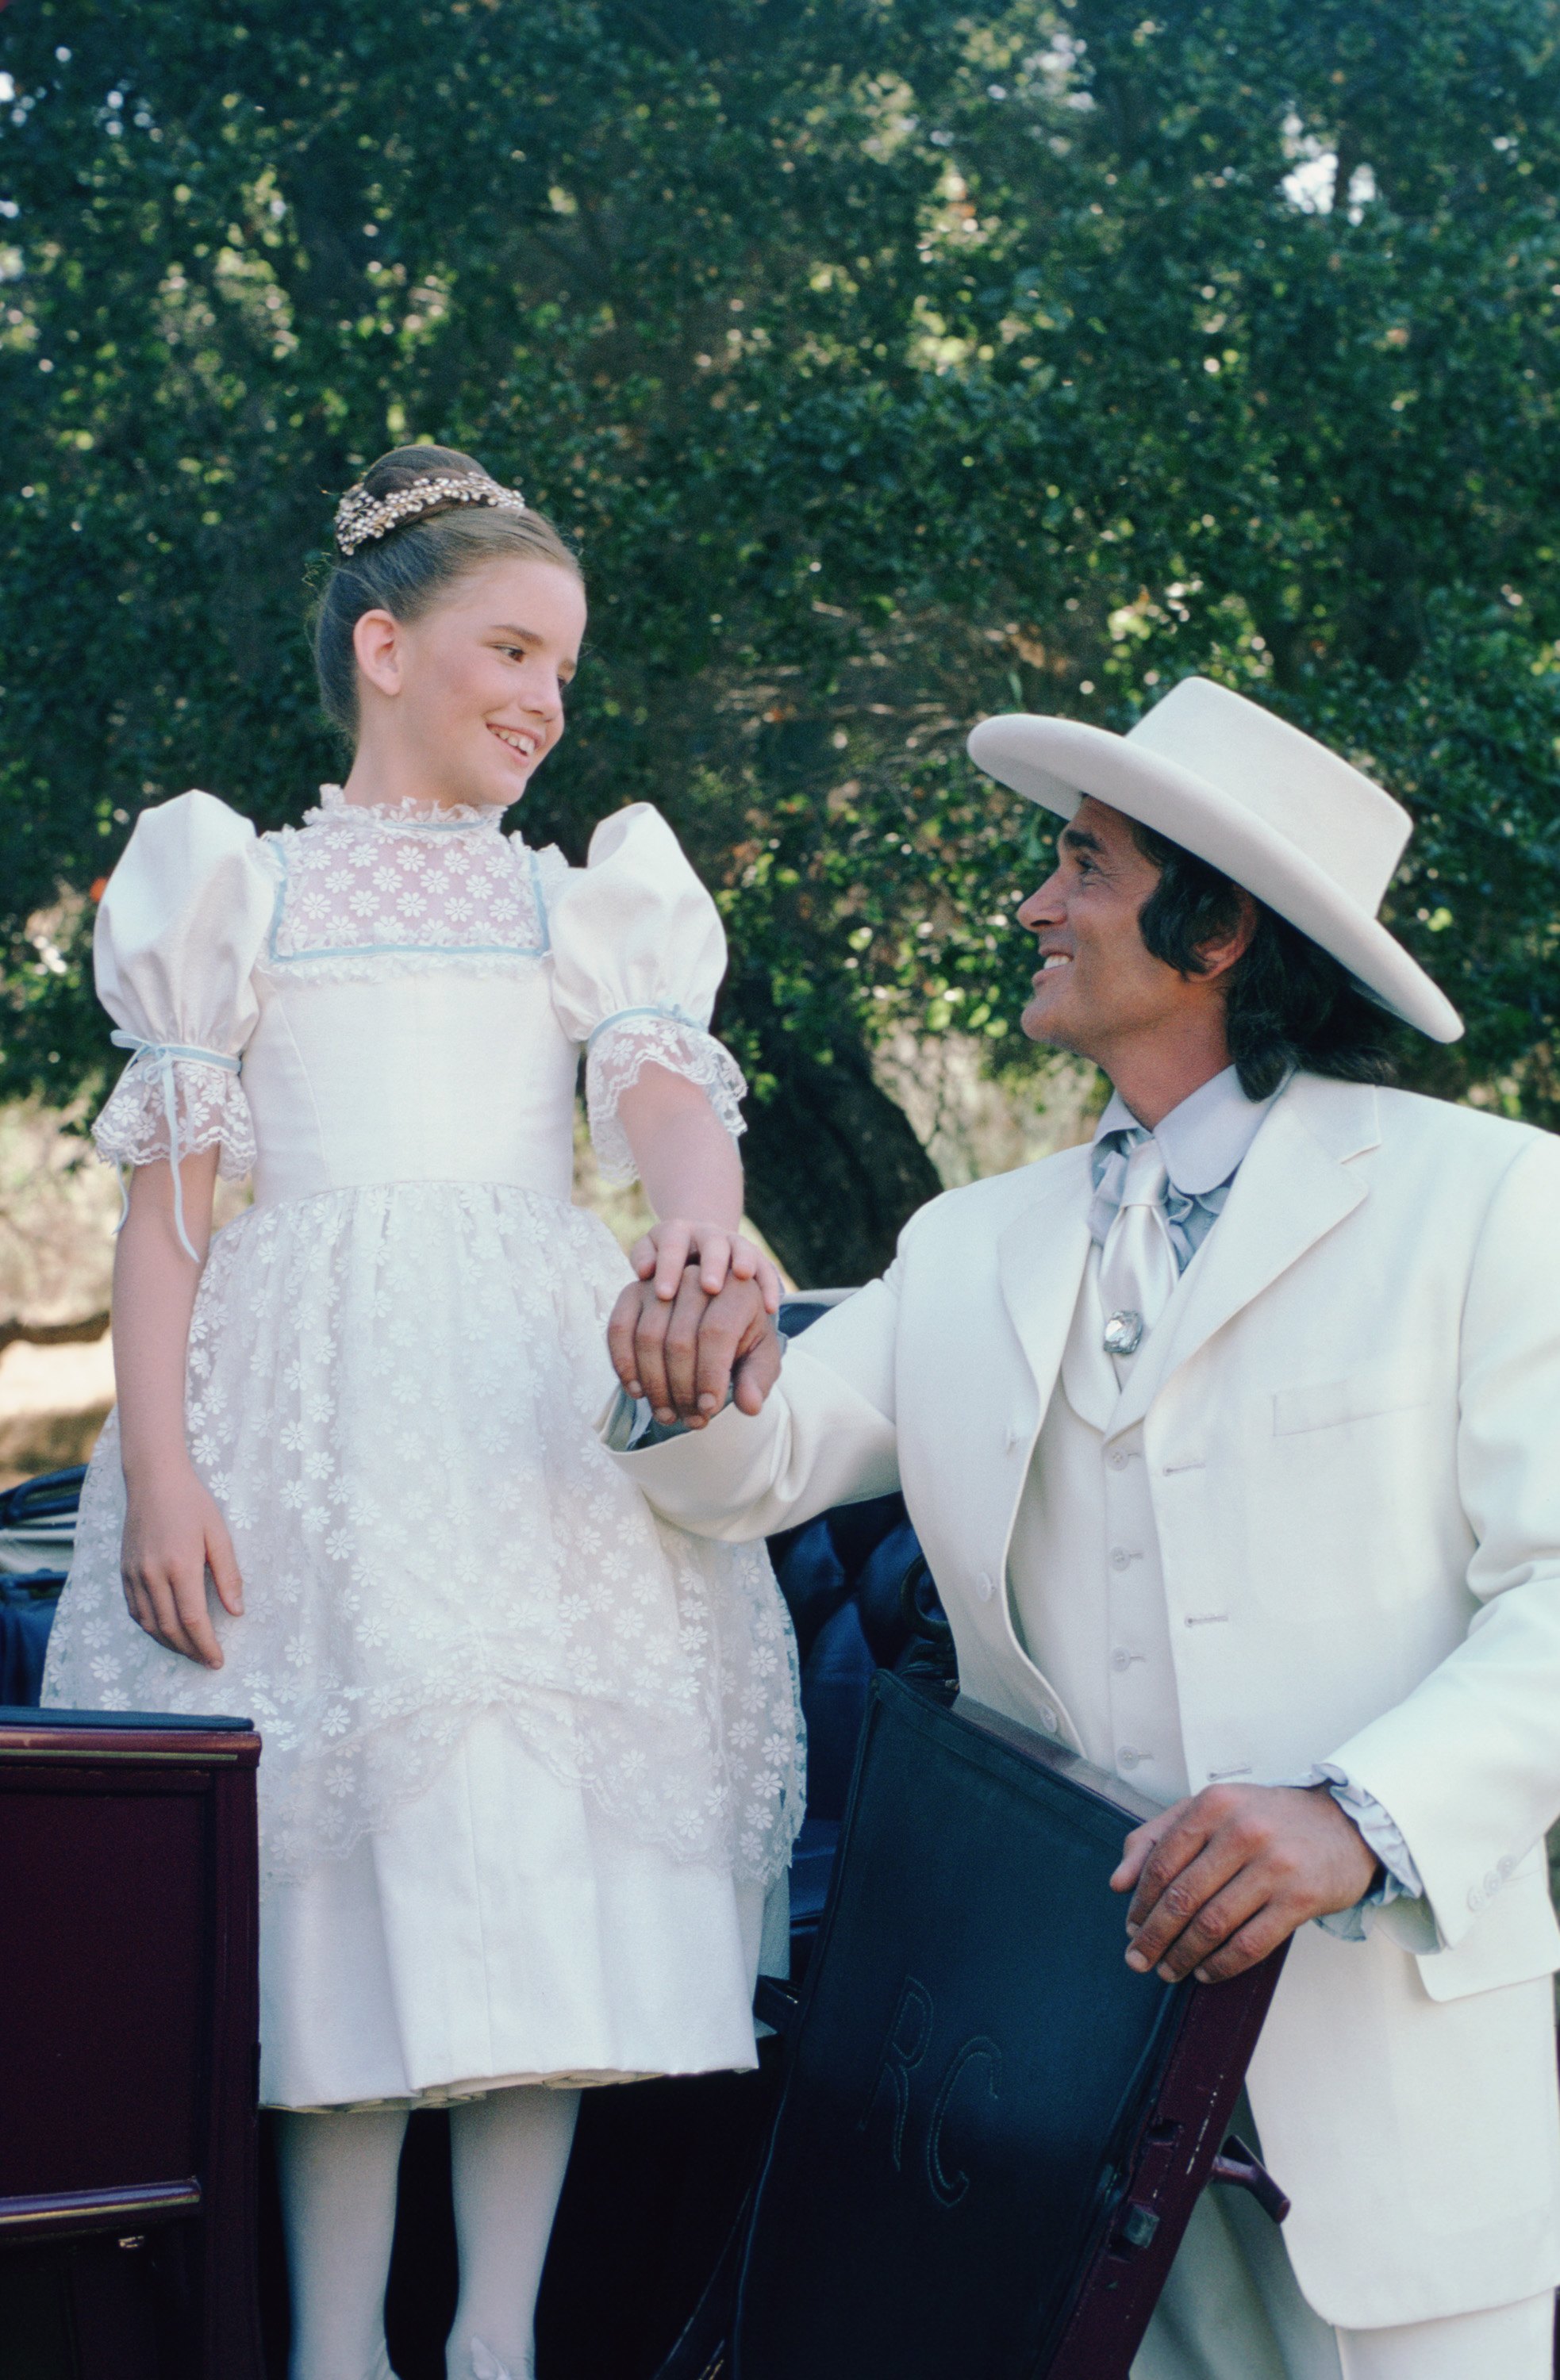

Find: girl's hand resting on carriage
<box><xmin>632</xmin><ymin>1219</ymin><xmax>783</xmax><ymax>1313</ymax></box>
<box><xmin>120</xmin><ymin>1460</ymin><xmax>244</xmax><ymax>1669</ymax></box>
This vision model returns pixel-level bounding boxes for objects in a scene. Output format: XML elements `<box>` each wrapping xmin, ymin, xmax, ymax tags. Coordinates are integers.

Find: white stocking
<box><xmin>275</xmin><ymin>2106</ymin><xmax>409</xmax><ymax>2380</ymax></box>
<box><xmin>445</xmin><ymin>2086</ymin><xmax>582</xmax><ymax>2380</ymax></box>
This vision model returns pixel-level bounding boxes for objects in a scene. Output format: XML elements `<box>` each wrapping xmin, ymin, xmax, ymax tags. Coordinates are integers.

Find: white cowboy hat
<box><xmin>966</xmin><ymin>674</ymin><xmax>1462</xmax><ymax>1043</ymax></box>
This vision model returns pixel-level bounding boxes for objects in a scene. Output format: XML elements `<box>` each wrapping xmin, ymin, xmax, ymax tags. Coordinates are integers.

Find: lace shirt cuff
<box><xmin>1298</xmin><ymin>1763</ymin><xmax>1426</xmax><ymax>1942</ymax></box>
<box><xmin>93</xmin><ymin>1050</ymin><xmax>256</xmax><ymax>1181</ymax></box>
<box><xmin>585</xmin><ymin>1008</ymin><xmax>747</xmax><ymax>1185</ymax></box>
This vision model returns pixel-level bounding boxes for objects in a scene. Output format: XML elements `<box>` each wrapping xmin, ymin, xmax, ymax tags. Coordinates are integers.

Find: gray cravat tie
<box><xmin>1097</xmin><ymin>1134</ymin><xmax>1178</xmax><ymax>1361</ymax></box>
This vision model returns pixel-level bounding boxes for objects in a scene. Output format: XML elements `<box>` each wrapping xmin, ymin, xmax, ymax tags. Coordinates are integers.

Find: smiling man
<box><xmin>604</xmin><ymin>676</ymin><xmax>1560</xmax><ymax>2377</ymax></box>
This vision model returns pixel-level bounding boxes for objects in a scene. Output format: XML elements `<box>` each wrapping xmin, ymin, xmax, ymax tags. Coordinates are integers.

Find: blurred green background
<box><xmin>3</xmin><ymin>0</ymin><xmax>1559</xmax><ymax>1280</ymax></box>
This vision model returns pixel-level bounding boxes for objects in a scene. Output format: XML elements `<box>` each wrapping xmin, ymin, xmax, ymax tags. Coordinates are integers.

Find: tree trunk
<box><xmin>739</xmin><ymin>1037</ymin><xmax>943</xmax><ymax>1288</ymax></box>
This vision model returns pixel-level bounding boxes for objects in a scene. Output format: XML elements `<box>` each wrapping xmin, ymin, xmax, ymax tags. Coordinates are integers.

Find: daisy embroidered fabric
<box><xmin>265</xmin><ymin>785</ymin><xmax>567</xmax><ymax>986</ymax></box>
<box><xmin>52</xmin><ymin>1184</ymin><xmax>803</xmax><ymax>1890</ymax></box>
<box><xmin>45</xmin><ymin>786</ymin><xmax>800</xmax><ymax>1895</ymax></box>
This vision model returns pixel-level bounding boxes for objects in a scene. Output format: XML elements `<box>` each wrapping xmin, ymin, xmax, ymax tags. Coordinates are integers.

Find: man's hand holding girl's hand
<box><xmin>120</xmin><ymin>1461</ymin><xmax>244</xmax><ymax>1668</ymax></box>
<box><xmin>608</xmin><ymin>1246</ymin><xmax>782</xmax><ymax>1428</ymax></box>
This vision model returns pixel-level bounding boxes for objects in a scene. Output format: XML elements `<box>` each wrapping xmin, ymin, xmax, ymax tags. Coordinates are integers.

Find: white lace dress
<box><xmin>43</xmin><ymin>786</ymin><xmax>805</xmax><ymax>2110</ymax></box>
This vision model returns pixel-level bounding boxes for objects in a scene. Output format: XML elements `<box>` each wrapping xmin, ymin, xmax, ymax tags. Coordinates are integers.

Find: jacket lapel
<box><xmin>1107</xmin><ymin>1077</ymin><xmax>1381</xmax><ymax>1441</ymax></box>
<box><xmin>995</xmin><ymin>1146</ymin><xmax>1096</xmax><ymax>1412</ymax></box>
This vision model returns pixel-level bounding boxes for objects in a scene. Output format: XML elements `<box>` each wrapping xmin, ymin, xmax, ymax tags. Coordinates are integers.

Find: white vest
<box><xmin>1008</xmin><ymin>1246</ymin><xmax>1214</xmax><ymax>1809</ymax></box>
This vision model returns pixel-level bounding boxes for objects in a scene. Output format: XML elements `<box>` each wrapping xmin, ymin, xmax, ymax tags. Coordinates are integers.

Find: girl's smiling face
<box><xmin>349</xmin><ymin>555</ymin><xmax>587</xmax><ymax>812</ymax></box>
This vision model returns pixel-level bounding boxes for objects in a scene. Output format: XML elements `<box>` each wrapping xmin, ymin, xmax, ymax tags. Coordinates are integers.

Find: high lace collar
<box><xmin>305</xmin><ymin>783</ymin><xmax>506</xmax><ymax>833</ymax></box>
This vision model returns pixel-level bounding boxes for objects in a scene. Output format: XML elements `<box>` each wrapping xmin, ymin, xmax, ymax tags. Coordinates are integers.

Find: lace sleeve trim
<box><xmin>585</xmin><ymin>1008</ymin><xmax>747</xmax><ymax>1185</ymax></box>
<box><xmin>93</xmin><ymin>1047</ymin><xmax>256</xmax><ymax>1253</ymax></box>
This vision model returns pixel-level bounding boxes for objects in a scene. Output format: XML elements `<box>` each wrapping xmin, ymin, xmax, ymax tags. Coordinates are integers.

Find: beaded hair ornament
<box><xmin>333</xmin><ymin>471</ymin><xmax>527</xmax><ymax>558</ymax></box>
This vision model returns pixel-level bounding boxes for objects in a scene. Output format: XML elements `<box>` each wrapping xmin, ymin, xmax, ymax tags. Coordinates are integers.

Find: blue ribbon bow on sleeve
<box><xmin>108</xmin><ymin>1031</ymin><xmax>242</xmax><ymax>1262</ymax></box>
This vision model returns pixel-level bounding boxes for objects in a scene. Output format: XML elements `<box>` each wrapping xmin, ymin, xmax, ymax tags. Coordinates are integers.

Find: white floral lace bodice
<box><xmin>91</xmin><ymin>785</ymin><xmax>747</xmax><ymax>1195</ymax></box>
<box><xmin>269</xmin><ymin>785</ymin><xmax>562</xmax><ymax>978</ymax></box>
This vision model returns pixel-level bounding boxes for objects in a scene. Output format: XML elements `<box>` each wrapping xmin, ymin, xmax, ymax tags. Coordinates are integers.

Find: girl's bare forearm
<box><xmin>617</xmin><ymin>1065</ymin><xmax>744</xmax><ymax>1226</ymax></box>
<box><xmin>113</xmin><ymin>1152</ymin><xmax>220</xmax><ymax>1485</ymax></box>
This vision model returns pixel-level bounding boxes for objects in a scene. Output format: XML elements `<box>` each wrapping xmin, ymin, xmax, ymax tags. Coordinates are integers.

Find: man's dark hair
<box><xmin>1129</xmin><ymin>822</ymin><xmax>1401</xmax><ymax>1100</ymax></box>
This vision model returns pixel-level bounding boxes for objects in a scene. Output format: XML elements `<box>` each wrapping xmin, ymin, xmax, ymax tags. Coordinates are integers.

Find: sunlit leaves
<box><xmin>2</xmin><ymin>0</ymin><xmax>1559</xmax><ymax>1130</ymax></box>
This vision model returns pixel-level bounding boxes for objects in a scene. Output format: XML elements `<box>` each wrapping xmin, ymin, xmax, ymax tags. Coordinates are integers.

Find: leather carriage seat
<box><xmin>770</xmin><ymin>1299</ymin><xmax>949</xmax><ymax>1964</ymax></box>
<box><xmin>0</xmin><ymin>1468</ymin><xmax>86</xmax><ymax>1706</ymax></box>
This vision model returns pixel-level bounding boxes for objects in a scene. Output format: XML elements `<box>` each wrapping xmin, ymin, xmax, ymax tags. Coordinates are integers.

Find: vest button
<box><xmin>1108</xmin><ymin>1449</ymin><xmax>1130</xmax><ymax>1471</ymax></box>
<box><xmin>1111</xmin><ymin>1649</ymin><xmax>1132</xmax><ymax>1672</ymax></box>
<box><xmin>1117</xmin><ymin>1747</ymin><xmax>1143</xmax><ymax>1771</ymax></box>
<box><xmin>974</xmin><ymin>1572</ymin><xmax>993</xmax><ymax>1603</ymax></box>
<box><xmin>1109</xmin><ymin>1547</ymin><xmax>1132</xmax><ymax>1571</ymax></box>
<box><xmin>1039</xmin><ymin>1703</ymin><xmax>1059</xmax><ymax>1733</ymax></box>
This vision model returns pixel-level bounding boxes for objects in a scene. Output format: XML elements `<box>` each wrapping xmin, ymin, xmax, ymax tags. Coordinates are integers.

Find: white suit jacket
<box><xmin>615</xmin><ymin>1075</ymin><xmax>1560</xmax><ymax>2325</ymax></box>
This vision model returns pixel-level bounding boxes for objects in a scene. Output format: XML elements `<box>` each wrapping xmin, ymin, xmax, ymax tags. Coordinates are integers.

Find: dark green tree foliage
<box><xmin>2</xmin><ymin>1</ymin><xmax>1558</xmax><ymax>1276</ymax></box>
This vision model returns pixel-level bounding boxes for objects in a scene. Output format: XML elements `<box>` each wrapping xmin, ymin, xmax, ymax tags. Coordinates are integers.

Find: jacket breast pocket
<box><xmin>1271</xmin><ymin>1359</ymin><xmax>1432</xmax><ymax>1438</ymax></box>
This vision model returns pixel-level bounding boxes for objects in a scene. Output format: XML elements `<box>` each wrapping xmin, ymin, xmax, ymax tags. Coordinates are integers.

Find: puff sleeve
<box><xmin>92</xmin><ymin>791</ymin><xmax>275</xmax><ymax>1206</ymax></box>
<box><xmin>548</xmin><ymin>803</ymin><xmax>747</xmax><ymax>1184</ymax></box>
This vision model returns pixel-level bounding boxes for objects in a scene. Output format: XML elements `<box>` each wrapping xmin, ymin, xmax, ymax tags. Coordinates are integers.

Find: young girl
<box><xmin>43</xmin><ymin>447</ymin><xmax>805</xmax><ymax>2380</ymax></box>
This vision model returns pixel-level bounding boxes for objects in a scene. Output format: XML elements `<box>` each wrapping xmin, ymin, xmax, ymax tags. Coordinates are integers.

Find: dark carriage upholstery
<box><xmin>766</xmin><ymin>1491</ymin><xmax>923</xmax><ymax>1943</ymax></box>
<box><xmin>767</xmin><ymin>1297</ymin><xmax>945</xmax><ymax>1964</ymax></box>
<box><xmin>0</xmin><ymin>1466</ymin><xmax>86</xmax><ymax>1706</ymax></box>
<box><xmin>0</xmin><ymin>1574</ymin><xmax>59</xmax><ymax>1703</ymax></box>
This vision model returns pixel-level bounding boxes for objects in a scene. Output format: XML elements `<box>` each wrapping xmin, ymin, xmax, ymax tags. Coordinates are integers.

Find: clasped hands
<box><xmin>609</xmin><ymin>1223</ymin><xmax>783</xmax><ymax>1426</ymax></box>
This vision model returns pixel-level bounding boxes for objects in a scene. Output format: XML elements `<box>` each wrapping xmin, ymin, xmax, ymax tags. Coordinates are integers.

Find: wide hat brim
<box><xmin>967</xmin><ymin>711</ymin><xmax>1462</xmax><ymax>1044</ymax></box>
